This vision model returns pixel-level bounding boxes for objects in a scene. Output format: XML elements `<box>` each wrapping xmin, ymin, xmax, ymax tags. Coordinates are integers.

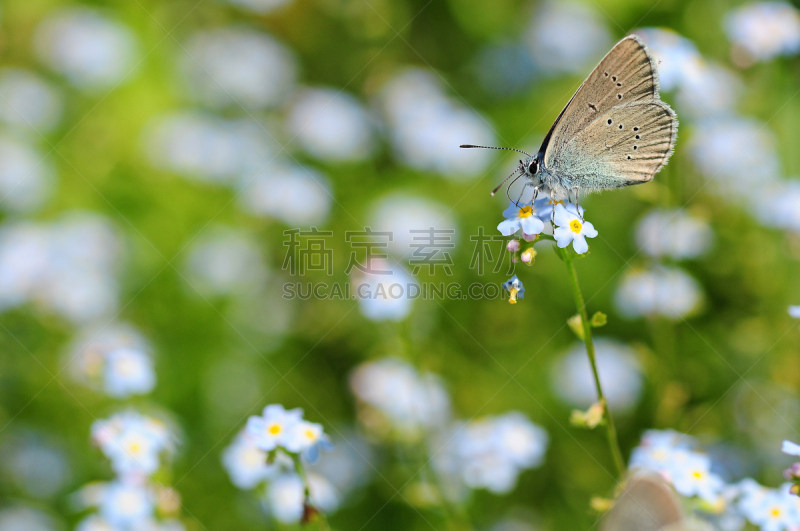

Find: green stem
<box><xmin>293</xmin><ymin>455</ymin><xmax>331</xmax><ymax>531</ymax></box>
<box><xmin>560</xmin><ymin>248</ymin><xmax>626</xmax><ymax>478</ymax></box>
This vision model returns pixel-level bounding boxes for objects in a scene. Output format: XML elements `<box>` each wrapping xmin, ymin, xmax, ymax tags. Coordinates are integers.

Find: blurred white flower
<box><xmin>725</xmin><ymin>2</ymin><xmax>800</xmax><ymax>64</ymax></box>
<box><xmin>350</xmin><ymin>358</ymin><xmax>450</xmax><ymax>437</ymax></box>
<box><xmin>91</xmin><ymin>410</ymin><xmax>174</xmax><ymax>478</ymax></box>
<box><xmin>738</xmin><ymin>483</ymin><xmax>800</xmax><ymax>530</ymax></box>
<box><xmin>0</xmin><ymin>135</ymin><xmax>55</xmax><ymax>213</ymax></box>
<box><xmin>378</xmin><ymin>68</ymin><xmax>496</xmax><ymax>180</ymax></box>
<box><xmin>104</xmin><ymin>348</ymin><xmax>156</xmax><ymax>398</ymax></box>
<box><xmin>185</xmin><ymin>227</ymin><xmax>267</xmax><ymax>297</ymax></box>
<box><xmin>143</xmin><ymin>112</ymin><xmax>279</xmax><ymax>184</ymax></box>
<box><xmin>181</xmin><ymin>27</ymin><xmax>296</xmax><ymax>110</ymax></box>
<box><xmin>368</xmin><ymin>194</ymin><xmax>457</xmax><ymax>257</ymax></box>
<box><xmin>0</xmin><ymin>69</ymin><xmax>62</xmax><ymax>132</ymax></box>
<box><xmin>284</xmin><ymin>420</ymin><xmax>332</xmax><ymax>463</ymax></box>
<box><xmin>0</xmin><ymin>506</ymin><xmax>60</xmax><ymax>531</ymax></box>
<box><xmin>0</xmin><ymin>432</ymin><xmax>71</xmax><ymax>499</ymax></box>
<box><xmin>238</xmin><ymin>161</ymin><xmax>332</xmax><ymax>226</ymax></box>
<box><xmin>98</xmin><ymin>480</ymin><xmax>155</xmax><ymax>528</ymax></box>
<box><xmin>552</xmin><ymin>339</ymin><xmax>643</xmax><ymax>412</ymax></box>
<box><xmin>635</xmin><ymin>28</ymin><xmax>701</xmax><ymax>92</ymax></box>
<box><xmin>524</xmin><ymin>1</ymin><xmax>612</xmax><ymax>75</ymax></box>
<box><xmin>753</xmin><ymin>180</ymin><xmax>800</xmax><ymax>233</ymax></box>
<box><xmin>224</xmin><ymin>0</ymin><xmax>293</xmax><ymax>14</ymax></box>
<box><xmin>670</xmin><ymin>452</ymin><xmax>725</xmax><ymax>502</ymax></box>
<box><xmin>264</xmin><ymin>473</ymin><xmax>339</xmax><ymax>524</ymax></box>
<box><xmin>286</xmin><ymin>87</ymin><xmax>376</xmax><ymax>162</ymax></box>
<box><xmin>615</xmin><ymin>266</ymin><xmax>703</xmax><ymax>320</ymax></box>
<box><xmin>0</xmin><ymin>213</ymin><xmax>121</xmax><ymax>323</ymax></box>
<box><xmin>553</xmin><ymin>204</ymin><xmax>597</xmax><ymax>254</ymax></box>
<box><xmin>790</xmin><ymin>306</ymin><xmax>800</xmax><ymax>318</ymax></box>
<box><xmin>68</xmin><ymin>323</ymin><xmax>153</xmax><ymax>397</ymax></box>
<box><xmin>221</xmin><ymin>431</ymin><xmax>277</xmax><ymax>490</ymax></box>
<box><xmin>352</xmin><ymin>259</ymin><xmax>416</xmax><ymax>322</ymax></box>
<box><xmin>435</xmin><ymin>412</ymin><xmax>548</xmax><ymax>495</ymax></box>
<box><xmin>34</xmin><ymin>8</ymin><xmax>138</xmax><ymax>90</ymax></box>
<box><xmin>246</xmin><ymin>404</ymin><xmax>304</xmax><ymax>452</ymax></box>
<box><xmin>75</xmin><ymin>514</ymin><xmax>113</xmax><ymax>531</ymax></box>
<box><xmin>690</xmin><ymin>117</ymin><xmax>780</xmax><ymax>195</ymax></box>
<box><xmin>635</xmin><ymin>208</ymin><xmax>713</xmax><ymax>260</ymax></box>
<box><xmin>630</xmin><ymin>430</ymin><xmax>725</xmax><ymax>504</ymax></box>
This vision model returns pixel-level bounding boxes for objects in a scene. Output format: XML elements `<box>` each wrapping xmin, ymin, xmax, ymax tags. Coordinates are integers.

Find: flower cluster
<box><xmin>630</xmin><ymin>430</ymin><xmax>800</xmax><ymax>530</ymax></box>
<box><xmin>74</xmin><ymin>410</ymin><xmax>183</xmax><ymax>530</ymax></box>
<box><xmin>725</xmin><ymin>1</ymin><xmax>800</xmax><ymax>64</ymax></box>
<box><xmin>434</xmin><ymin>413</ymin><xmax>549</xmax><ymax>496</ymax></box>
<box><xmin>222</xmin><ymin>405</ymin><xmax>337</xmax><ymax>524</ymax></box>
<box><xmin>245</xmin><ymin>404</ymin><xmax>332</xmax><ymax>463</ymax></box>
<box><xmin>68</xmin><ymin>324</ymin><xmax>155</xmax><ymax>398</ymax></box>
<box><xmin>349</xmin><ymin>358</ymin><xmax>450</xmax><ymax>440</ymax></box>
<box><xmin>91</xmin><ymin>411</ymin><xmax>175</xmax><ymax>479</ymax></box>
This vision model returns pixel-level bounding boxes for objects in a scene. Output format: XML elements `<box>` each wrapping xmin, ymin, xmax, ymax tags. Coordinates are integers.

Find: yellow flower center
<box><xmin>305</xmin><ymin>429</ymin><xmax>317</xmax><ymax>440</ymax></box>
<box><xmin>692</xmin><ymin>470</ymin><xmax>704</xmax><ymax>479</ymax></box>
<box><xmin>267</xmin><ymin>423</ymin><xmax>282</xmax><ymax>435</ymax></box>
<box><xmin>770</xmin><ymin>507</ymin><xmax>781</xmax><ymax>518</ymax></box>
<box><xmin>570</xmin><ymin>219</ymin><xmax>583</xmax><ymax>233</ymax></box>
<box><xmin>508</xmin><ymin>287</ymin><xmax>519</xmax><ymax>305</ymax></box>
<box><xmin>129</xmin><ymin>442</ymin><xmax>142</xmax><ymax>454</ymax></box>
<box><xmin>518</xmin><ymin>206</ymin><xmax>533</xmax><ymax>218</ymax></box>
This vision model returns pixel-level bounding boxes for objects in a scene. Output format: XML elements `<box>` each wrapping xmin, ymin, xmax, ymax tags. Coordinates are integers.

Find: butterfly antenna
<box><xmin>491</xmin><ymin>167</ymin><xmax>521</xmax><ymax>197</ymax></box>
<box><xmin>460</xmin><ymin>144</ymin><xmax>533</xmax><ymax>158</ymax></box>
<box><xmin>505</xmin><ymin>173</ymin><xmax>524</xmax><ymax>205</ymax></box>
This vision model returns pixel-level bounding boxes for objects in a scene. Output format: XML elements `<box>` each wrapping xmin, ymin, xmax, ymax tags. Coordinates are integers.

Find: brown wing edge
<box><xmin>631</xmin><ymin>99</ymin><xmax>679</xmax><ymax>184</ymax></box>
<box><xmin>537</xmin><ymin>34</ymin><xmax>661</xmax><ymax>158</ymax></box>
<box><xmin>625</xmin><ymin>33</ymin><xmax>661</xmax><ymax>100</ymax></box>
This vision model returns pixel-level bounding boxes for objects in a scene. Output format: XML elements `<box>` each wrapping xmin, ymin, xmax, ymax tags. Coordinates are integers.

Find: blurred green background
<box><xmin>1</xmin><ymin>0</ymin><xmax>800</xmax><ymax>529</ymax></box>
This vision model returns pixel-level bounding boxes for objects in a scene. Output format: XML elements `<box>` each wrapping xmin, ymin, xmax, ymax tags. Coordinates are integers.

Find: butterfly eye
<box><xmin>527</xmin><ymin>160</ymin><xmax>538</xmax><ymax>174</ymax></box>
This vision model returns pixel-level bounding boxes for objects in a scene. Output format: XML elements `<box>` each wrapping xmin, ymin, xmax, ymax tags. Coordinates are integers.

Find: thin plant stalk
<box><xmin>293</xmin><ymin>455</ymin><xmax>331</xmax><ymax>531</ymax></box>
<box><xmin>560</xmin><ymin>247</ymin><xmax>626</xmax><ymax>478</ymax></box>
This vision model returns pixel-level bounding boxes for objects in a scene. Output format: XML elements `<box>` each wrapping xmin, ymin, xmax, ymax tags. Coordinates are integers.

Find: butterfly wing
<box><xmin>549</xmin><ymin>100</ymin><xmax>677</xmax><ymax>191</ymax></box>
<box><xmin>540</xmin><ymin>35</ymin><xmax>660</xmax><ymax>164</ymax></box>
<box><xmin>601</xmin><ymin>475</ymin><xmax>685</xmax><ymax>531</ymax></box>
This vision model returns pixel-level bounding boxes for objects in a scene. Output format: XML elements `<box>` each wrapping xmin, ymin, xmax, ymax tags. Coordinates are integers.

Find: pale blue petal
<box><xmin>783</xmin><ymin>440</ymin><xmax>800</xmax><ymax>456</ymax></box>
<box><xmin>553</xmin><ymin>227</ymin><xmax>573</xmax><ymax>248</ymax></box>
<box><xmin>502</xmin><ymin>202</ymin><xmax>520</xmax><ymax>218</ymax></box>
<box><xmin>520</xmin><ymin>216</ymin><xmax>544</xmax><ymax>235</ymax></box>
<box><xmin>553</xmin><ymin>204</ymin><xmax>573</xmax><ymax>227</ymax></box>
<box><xmin>582</xmin><ymin>221</ymin><xmax>598</xmax><ymax>238</ymax></box>
<box><xmin>498</xmin><ymin>219</ymin><xmax>521</xmax><ymax>236</ymax></box>
<box><xmin>572</xmin><ymin>235</ymin><xmax>589</xmax><ymax>254</ymax></box>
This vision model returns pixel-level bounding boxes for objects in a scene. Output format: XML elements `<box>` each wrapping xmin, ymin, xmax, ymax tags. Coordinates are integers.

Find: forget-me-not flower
<box><xmin>498</xmin><ymin>201</ymin><xmax>545</xmax><ymax>237</ymax></box>
<box><xmin>553</xmin><ymin>204</ymin><xmax>597</xmax><ymax>254</ymax></box>
<box><xmin>246</xmin><ymin>404</ymin><xmax>304</xmax><ymax>452</ymax></box>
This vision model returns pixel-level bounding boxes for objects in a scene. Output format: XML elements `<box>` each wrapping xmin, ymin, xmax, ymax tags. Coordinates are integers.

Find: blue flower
<box><xmin>553</xmin><ymin>204</ymin><xmax>597</xmax><ymax>254</ymax></box>
<box><xmin>502</xmin><ymin>275</ymin><xmax>524</xmax><ymax>305</ymax></box>
<box><xmin>498</xmin><ymin>202</ymin><xmax>545</xmax><ymax>237</ymax></box>
<box><xmin>246</xmin><ymin>404</ymin><xmax>303</xmax><ymax>452</ymax></box>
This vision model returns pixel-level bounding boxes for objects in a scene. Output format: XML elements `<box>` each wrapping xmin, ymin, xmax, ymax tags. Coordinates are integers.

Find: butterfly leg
<box><xmin>573</xmin><ymin>188</ymin><xmax>584</xmax><ymax>222</ymax></box>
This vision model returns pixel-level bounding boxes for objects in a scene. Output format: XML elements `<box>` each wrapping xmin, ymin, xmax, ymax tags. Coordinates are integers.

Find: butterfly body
<box><xmin>474</xmin><ymin>35</ymin><xmax>678</xmax><ymax>201</ymax></box>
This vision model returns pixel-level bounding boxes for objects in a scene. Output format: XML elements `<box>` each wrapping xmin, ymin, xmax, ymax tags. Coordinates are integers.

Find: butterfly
<box><xmin>600</xmin><ymin>474</ymin><xmax>714</xmax><ymax>531</ymax></box>
<box><xmin>463</xmin><ymin>35</ymin><xmax>678</xmax><ymax>208</ymax></box>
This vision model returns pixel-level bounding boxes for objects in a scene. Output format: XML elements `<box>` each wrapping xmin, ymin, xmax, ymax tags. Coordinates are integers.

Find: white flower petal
<box><xmin>789</xmin><ymin>306</ymin><xmax>800</xmax><ymax>318</ymax></box>
<box><xmin>782</xmin><ymin>440</ymin><xmax>800</xmax><ymax>456</ymax></box>
<box><xmin>520</xmin><ymin>215</ymin><xmax>544</xmax><ymax>235</ymax></box>
<box><xmin>553</xmin><ymin>204</ymin><xmax>573</xmax><ymax>227</ymax></box>
<box><xmin>497</xmin><ymin>218</ymin><xmax>521</xmax><ymax>236</ymax></box>
<box><xmin>572</xmin><ymin>235</ymin><xmax>589</xmax><ymax>254</ymax></box>
<box><xmin>581</xmin><ymin>221</ymin><xmax>598</xmax><ymax>238</ymax></box>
